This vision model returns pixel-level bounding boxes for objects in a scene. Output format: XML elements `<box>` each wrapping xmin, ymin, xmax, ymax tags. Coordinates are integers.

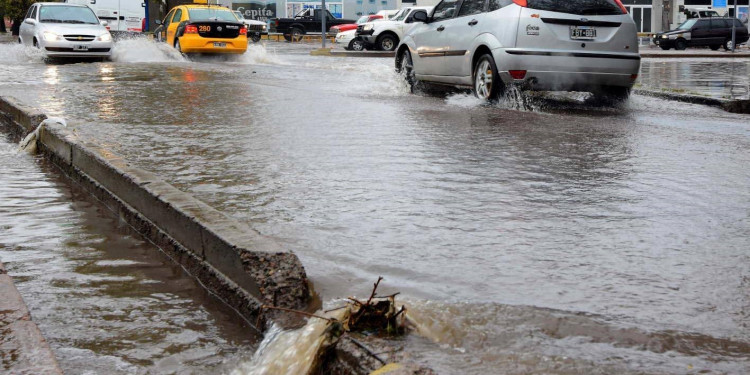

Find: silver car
<box><xmin>396</xmin><ymin>0</ymin><xmax>640</xmax><ymax>102</ymax></box>
<box><xmin>18</xmin><ymin>2</ymin><xmax>113</xmax><ymax>59</ymax></box>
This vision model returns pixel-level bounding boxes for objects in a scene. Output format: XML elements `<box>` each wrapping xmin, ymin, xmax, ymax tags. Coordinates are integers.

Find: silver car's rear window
<box><xmin>39</xmin><ymin>5</ymin><xmax>99</xmax><ymax>24</ymax></box>
<box><xmin>527</xmin><ymin>0</ymin><xmax>623</xmax><ymax>16</ymax></box>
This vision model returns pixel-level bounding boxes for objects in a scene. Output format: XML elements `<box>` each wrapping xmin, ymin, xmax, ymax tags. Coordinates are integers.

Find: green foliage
<box><xmin>2</xmin><ymin>0</ymin><xmax>38</xmax><ymax>21</ymax></box>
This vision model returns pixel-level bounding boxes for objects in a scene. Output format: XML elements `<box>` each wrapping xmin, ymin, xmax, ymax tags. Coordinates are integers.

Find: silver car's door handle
<box><xmin>468</xmin><ymin>19</ymin><xmax>478</xmax><ymax>26</ymax></box>
<box><xmin>437</xmin><ymin>25</ymin><xmax>445</xmax><ymax>31</ymax></box>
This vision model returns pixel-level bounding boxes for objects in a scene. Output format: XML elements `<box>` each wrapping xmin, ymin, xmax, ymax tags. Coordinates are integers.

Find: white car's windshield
<box><xmin>356</xmin><ymin>16</ymin><xmax>369</xmax><ymax>24</ymax></box>
<box><xmin>188</xmin><ymin>8</ymin><xmax>237</xmax><ymax>22</ymax></box>
<box><xmin>391</xmin><ymin>9</ymin><xmax>410</xmax><ymax>22</ymax></box>
<box><xmin>39</xmin><ymin>5</ymin><xmax>99</xmax><ymax>24</ymax></box>
<box><xmin>678</xmin><ymin>19</ymin><xmax>698</xmax><ymax>29</ymax></box>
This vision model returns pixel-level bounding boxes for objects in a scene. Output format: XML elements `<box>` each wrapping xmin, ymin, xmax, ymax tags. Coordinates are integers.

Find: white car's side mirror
<box><xmin>100</xmin><ymin>20</ymin><xmax>108</xmax><ymax>27</ymax></box>
<box><xmin>25</xmin><ymin>18</ymin><xmax>37</xmax><ymax>25</ymax></box>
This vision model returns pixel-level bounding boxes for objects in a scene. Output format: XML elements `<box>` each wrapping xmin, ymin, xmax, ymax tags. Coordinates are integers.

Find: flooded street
<box><xmin>1</xmin><ymin>38</ymin><xmax>750</xmax><ymax>374</ymax></box>
<box><xmin>1</xmin><ymin>127</ymin><xmax>257</xmax><ymax>372</ymax></box>
<box><xmin>639</xmin><ymin>58</ymin><xmax>750</xmax><ymax>99</ymax></box>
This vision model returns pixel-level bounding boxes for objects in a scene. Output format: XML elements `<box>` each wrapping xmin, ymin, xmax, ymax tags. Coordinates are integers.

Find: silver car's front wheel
<box><xmin>398</xmin><ymin>49</ymin><xmax>417</xmax><ymax>92</ymax></box>
<box><xmin>473</xmin><ymin>54</ymin><xmax>501</xmax><ymax>101</ymax></box>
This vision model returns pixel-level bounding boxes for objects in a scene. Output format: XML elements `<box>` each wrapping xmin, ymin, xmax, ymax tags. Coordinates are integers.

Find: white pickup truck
<box><xmin>355</xmin><ymin>6</ymin><xmax>433</xmax><ymax>51</ymax></box>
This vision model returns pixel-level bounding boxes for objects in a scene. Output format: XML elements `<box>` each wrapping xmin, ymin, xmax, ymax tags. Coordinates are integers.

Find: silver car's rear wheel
<box><xmin>473</xmin><ymin>54</ymin><xmax>501</xmax><ymax>101</ymax></box>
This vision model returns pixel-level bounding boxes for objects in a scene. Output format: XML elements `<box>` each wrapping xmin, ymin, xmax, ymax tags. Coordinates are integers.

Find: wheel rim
<box><xmin>353</xmin><ymin>41</ymin><xmax>364</xmax><ymax>51</ymax></box>
<box><xmin>292</xmin><ymin>29</ymin><xmax>302</xmax><ymax>42</ymax></box>
<box><xmin>382</xmin><ymin>38</ymin><xmax>394</xmax><ymax>51</ymax></box>
<box><xmin>475</xmin><ymin>60</ymin><xmax>493</xmax><ymax>100</ymax></box>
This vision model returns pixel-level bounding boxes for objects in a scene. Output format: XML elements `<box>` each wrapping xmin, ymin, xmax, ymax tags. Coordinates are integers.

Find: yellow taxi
<box><xmin>155</xmin><ymin>4</ymin><xmax>247</xmax><ymax>54</ymax></box>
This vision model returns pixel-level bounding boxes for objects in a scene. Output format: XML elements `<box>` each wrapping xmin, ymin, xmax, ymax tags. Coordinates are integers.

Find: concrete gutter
<box><xmin>640</xmin><ymin>51</ymin><xmax>750</xmax><ymax>58</ymax></box>
<box><xmin>633</xmin><ymin>88</ymin><xmax>750</xmax><ymax>114</ymax></box>
<box><xmin>0</xmin><ymin>261</ymin><xmax>63</xmax><ymax>375</ymax></box>
<box><xmin>0</xmin><ymin>96</ymin><xmax>311</xmax><ymax>328</ymax></box>
<box><xmin>311</xmin><ymin>48</ymin><xmax>395</xmax><ymax>58</ymax></box>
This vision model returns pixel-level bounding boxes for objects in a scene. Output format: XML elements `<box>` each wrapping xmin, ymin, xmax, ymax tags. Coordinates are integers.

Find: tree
<box><xmin>1</xmin><ymin>0</ymin><xmax>37</xmax><ymax>35</ymax></box>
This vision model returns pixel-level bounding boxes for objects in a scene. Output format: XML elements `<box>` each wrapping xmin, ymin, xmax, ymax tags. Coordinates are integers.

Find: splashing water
<box><xmin>19</xmin><ymin>117</ymin><xmax>67</xmax><ymax>153</ymax></box>
<box><xmin>0</xmin><ymin>43</ymin><xmax>47</xmax><ymax>64</ymax></box>
<box><xmin>110</xmin><ymin>37</ymin><xmax>186</xmax><ymax>63</ymax></box>
<box><xmin>230</xmin><ymin>311</ymin><xmax>345</xmax><ymax>375</ymax></box>
<box><xmin>236</xmin><ymin>44</ymin><xmax>288</xmax><ymax>65</ymax></box>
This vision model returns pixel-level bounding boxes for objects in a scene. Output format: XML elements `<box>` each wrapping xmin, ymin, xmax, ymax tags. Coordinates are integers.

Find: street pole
<box><xmin>321</xmin><ymin>0</ymin><xmax>326</xmax><ymax>48</ymax></box>
<box><xmin>736</xmin><ymin>0</ymin><xmax>737</xmax><ymax>53</ymax></box>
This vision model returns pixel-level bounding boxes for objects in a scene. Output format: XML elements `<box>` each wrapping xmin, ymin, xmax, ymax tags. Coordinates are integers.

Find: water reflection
<box><xmin>639</xmin><ymin>59</ymin><xmax>750</xmax><ymax>99</ymax></box>
<box><xmin>0</xmin><ymin>137</ymin><xmax>258</xmax><ymax>374</ymax></box>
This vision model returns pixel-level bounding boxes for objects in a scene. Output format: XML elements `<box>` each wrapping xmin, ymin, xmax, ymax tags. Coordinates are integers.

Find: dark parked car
<box><xmin>654</xmin><ymin>17</ymin><xmax>749</xmax><ymax>50</ymax></box>
<box><xmin>273</xmin><ymin>9</ymin><xmax>355</xmax><ymax>42</ymax></box>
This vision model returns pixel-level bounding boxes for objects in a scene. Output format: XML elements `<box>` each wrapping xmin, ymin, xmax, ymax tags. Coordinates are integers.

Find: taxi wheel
<box><xmin>175</xmin><ymin>39</ymin><xmax>182</xmax><ymax>53</ymax></box>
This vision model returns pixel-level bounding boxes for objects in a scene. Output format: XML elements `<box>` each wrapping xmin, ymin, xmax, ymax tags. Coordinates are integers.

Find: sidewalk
<box><xmin>0</xmin><ymin>261</ymin><xmax>63</xmax><ymax>375</ymax></box>
<box><xmin>640</xmin><ymin>45</ymin><xmax>750</xmax><ymax>58</ymax></box>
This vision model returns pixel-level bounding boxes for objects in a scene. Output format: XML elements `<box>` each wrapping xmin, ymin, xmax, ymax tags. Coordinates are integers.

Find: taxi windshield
<box><xmin>188</xmin><ymin>8</ymin><xmax>237</xmax><ymax>22</ymax></box>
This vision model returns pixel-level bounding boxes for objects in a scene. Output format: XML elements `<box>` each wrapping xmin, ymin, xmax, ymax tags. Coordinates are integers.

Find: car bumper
<box><xmin>653</xmin><ymin>38</ymin><xmax>674</xmax><ymax>47</ymax></box>
<box><xmin>41</xmin><ymin>39</ymin><xmax>112</xmax><ymax>57</ymax></box>
<box><xmin>179</xmin><ymin>34</ymin><xmax>248</xmax><ymax>54</ymax></box>
<box><xmin>497</xmin><ymin>48</ymin><xmax>641</xmax><ymax>90</ymax></box>
<box><xmin>359</xmin><ymin>34</ymin><xmax>377</xmax><ymax>45</ymax></box>
<box><xmin>335</xmin><ymin>34</ymin><xmax>355</xmax><ymax>45</ymax></box>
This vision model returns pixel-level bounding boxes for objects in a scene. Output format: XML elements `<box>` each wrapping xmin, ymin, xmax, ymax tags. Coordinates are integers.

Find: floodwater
<box><xmin>1</xmin><ymin>38</ymin><xmax>750</xmax><ymax>373</ymax></box>
<box><xmin>639</xmin><ymin>58</ymin><xmax>750</xmax><ymax>99</ymax></box>
<box><xmin>0</xmin><ymin>134</ymin><xmax>258</xmax><ymax>372</ymax></box>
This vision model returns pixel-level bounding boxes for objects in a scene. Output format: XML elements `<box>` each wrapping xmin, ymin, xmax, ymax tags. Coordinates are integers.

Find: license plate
<box><xmin>213</xmin><ymin>42</ymin><xmax>226</xmax><ymax>47</ymax></box>
<box><xmin>73</xmin><ymin>44</ymin><xmax>89</xmax><ymax>51</ymax></box>
<box><xmin>570</xmin><ymin>26</ymin><xmax>596</xmax><ymax>40</ymax></box>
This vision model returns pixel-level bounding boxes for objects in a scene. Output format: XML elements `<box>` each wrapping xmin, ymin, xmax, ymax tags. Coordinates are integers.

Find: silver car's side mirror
<box><xmin>412</xmin><ymin>11</ymin><xmax>428</xmax><ymax>23</ymax></box>
<box><xmin>24</xmin><ymin>18</ymin><xmax>37</xmax><ymax>25</ymax></box>
<box><xmin>100</xmin><ymin>20</ymin><xmax>108</xmax><ymax>27</ymax></box>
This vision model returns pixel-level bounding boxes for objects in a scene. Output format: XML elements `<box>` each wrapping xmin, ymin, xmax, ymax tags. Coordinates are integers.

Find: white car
<box><xmin>18</xmin><ymin>2</ymin><xmax>113</xmax><ymax>59</ymax></box>
<box><xmin>356</xmin><ymin>6</ymin><xmax>433</xmax><ymax>51</ymax></box>
<box><xmin>334</xmin><ymin>29</ymin><xmax>366</xmax><ymax>50</ymax></box>
<box><xmin>396</xmin><ymin>0</ymin><xmax>640</xmax><ymax>103</ymax></box>
<box><xmin>233</xmin><ymin>10</ymin><xmax>268</xmax><ymax>42</ymax></box>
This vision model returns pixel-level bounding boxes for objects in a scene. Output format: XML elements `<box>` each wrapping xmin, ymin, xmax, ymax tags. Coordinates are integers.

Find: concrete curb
<box><xmin>323</xmin><ymin>50</ymin><xmax>395</xmax><ymax>58</ymax></box>
<box><xmin>0</xmin><ymin>96</ymin><xmax>311</xmax><ymax>327</ymax></box>
<box><xmin>0</xmin><ymin>261</ymin><xmax>64</xmax><ymax>375</ymax></box>
<box><xmin>641</xmin><ymin>52</ymin><xmax>750</xmax><ymax>58</ymax></box>
<box><xmin>633</xmin><ymin>89</ymin><xmax>750</xmax><ymax>114</ymax></box>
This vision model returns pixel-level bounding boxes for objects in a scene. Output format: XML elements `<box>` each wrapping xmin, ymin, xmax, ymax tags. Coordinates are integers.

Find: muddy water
<box><xmin>1</xmin><ymin>39</ymin><xmax>750</xmax><ymax>373</ymax></box>
<box><xmin>639</xmin><ymin>58</ymin><xmax>750</xmax><ymax>99</ymax></box>
<box><xmin>0</xmin><ymin>136</ymin><xmax>257</xmax><ymax>373</ymax></box>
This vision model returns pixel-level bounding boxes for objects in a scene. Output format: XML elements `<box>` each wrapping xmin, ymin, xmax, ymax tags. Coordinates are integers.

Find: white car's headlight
<box><xmin>262</xmin><ymin>24</ymin><xmax>267</xmax><ymax>30</ymax></box>
<box><xmin>97</xmin><ymin>33</ymin><xmax>112</xmax><ymax>42</ymax></box>
<box><xmin>363</xmin><ymin>24</ymin><xmax>374</xmax><ymax>31</ymax></box>
<box><xmin>43</xmin><ymin>31</ymin><xmax>61</xmax><ymax>42</ymax></box>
